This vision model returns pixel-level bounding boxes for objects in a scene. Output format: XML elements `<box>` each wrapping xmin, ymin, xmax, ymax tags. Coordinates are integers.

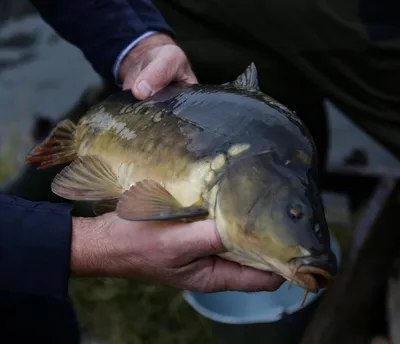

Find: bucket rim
<box><xmin>183</xmin><ymin>235</ymin><xmax>341</xmax><ymax>324</ymax></box>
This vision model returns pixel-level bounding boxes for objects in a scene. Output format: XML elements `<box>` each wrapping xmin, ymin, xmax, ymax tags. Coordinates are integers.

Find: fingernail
<box><xmin>135</xmin><ymin>80</ymin><xmax>153</xmax><ymax>98</ymax></box>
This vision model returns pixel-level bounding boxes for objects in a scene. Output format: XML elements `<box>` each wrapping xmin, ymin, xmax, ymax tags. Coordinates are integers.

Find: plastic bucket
<box><xmin>183</xmin><ymin>236</ymin><xmax>341</xmax><ymax>344</ymax></box>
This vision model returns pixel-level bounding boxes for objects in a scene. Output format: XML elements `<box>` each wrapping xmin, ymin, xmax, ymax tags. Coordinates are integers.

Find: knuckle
<box><xmin>184</xmin><ymin>260</ymin><xmax>221</xmax><ymax>293</ymax></box>
<box><xmin>204</xmin><ymin>259</ymin><xmax>229</xmax><ymax>292</ymax></box>
<box><xmin>151</xmin><ymin>45</ymin><xmax>192</xmax><ymax>84</ymax></box>
<box><xmin>180</xmin><ymin>273</ymin><xmax>209</xmax><ymax>292</ymax></box>
<box><xmin>198</xmin><ymin>275</ymin><xmax>221</xmax><ymax>293</ymax></box>
<box><xmin>167</xmin><ymin>44</ymin><xmax>185</xmax><ymax>58</ymax></box>
<box><xmin>165</xmin><ymin>45</ymin><xmax>189</xmax><ymax>68</ymax></box>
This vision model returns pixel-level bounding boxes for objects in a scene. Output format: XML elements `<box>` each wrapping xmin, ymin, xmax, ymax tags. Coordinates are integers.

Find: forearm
<box><xmin>29</xmin><ymin>0</ymin><xmax>175</xmax><ymax>84</ymax></box>
<box><xmin>0</xmin><ymin>196</ymin><xmax>72</xmax><ymax>300</ymax></box>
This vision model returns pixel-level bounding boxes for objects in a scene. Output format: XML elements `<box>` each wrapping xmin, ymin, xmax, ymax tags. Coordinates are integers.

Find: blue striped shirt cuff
<box><xmin>112</xmin><ymin>30</ymin><xmax>158</xmax><ymax>87</ymax></box>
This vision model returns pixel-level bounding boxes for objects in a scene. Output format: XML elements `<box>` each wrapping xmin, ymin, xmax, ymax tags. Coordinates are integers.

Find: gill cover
<box><xmin>217</xmin><ymin>150</ymin><xmax>330</xmax><ymax>255</ymax></box>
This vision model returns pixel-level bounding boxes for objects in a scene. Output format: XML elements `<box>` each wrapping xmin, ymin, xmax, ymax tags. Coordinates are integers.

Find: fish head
<box><xmin>214</xmin><ymin>150</ymin><xmax>337</xmax><ymax>293</ymax></box>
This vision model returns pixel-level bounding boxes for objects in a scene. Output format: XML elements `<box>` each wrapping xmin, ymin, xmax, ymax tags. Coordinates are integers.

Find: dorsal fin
<box><xmin>223</xmin><ymin>62</ymin><xmax>260</xmax><ymax>91</ymax></box>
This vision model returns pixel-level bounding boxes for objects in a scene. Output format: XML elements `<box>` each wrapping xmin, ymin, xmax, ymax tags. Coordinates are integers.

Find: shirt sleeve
<box><xmin>0</xmin><ymin>195</ymin><xmax>73</xmax><ymax>300</ymax></box>
<box><xmin>112</xmin><ymin>30</ymin><xmax>159</xmax><ymax>86</ymax></box>
<box><xmin>29</xmin><ymin>0</ymin><xmax>175</xmax><ymax>84</ymax></box>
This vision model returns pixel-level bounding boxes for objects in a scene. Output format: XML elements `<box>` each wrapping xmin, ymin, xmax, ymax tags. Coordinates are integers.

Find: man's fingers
<box><xmin>181</xmin><ymin>69</ymin><xmax>198</xmax><ymax>85</ymax></box>
<box><xmin>132</xmin><ymin>45</ymin><xmax>193</xmax><ymax>99</ymax></box>
<box><xmin>186</xmin><ymin>257</ymin><xmax>286</xmax><ymax>293</ymax></box>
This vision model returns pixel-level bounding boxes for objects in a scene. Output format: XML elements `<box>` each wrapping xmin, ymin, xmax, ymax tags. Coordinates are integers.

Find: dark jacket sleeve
<box><xmin>29</xmin><ymin>0</ymin><xmax>175</xmax><ymax>84</ymax></box>
<box><xmin>0</xmin><ymin>195</ymin><xmax>73</xmax><ymax>300</ymax></box>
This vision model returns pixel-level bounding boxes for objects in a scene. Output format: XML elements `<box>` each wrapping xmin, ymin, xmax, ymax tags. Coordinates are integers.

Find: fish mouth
<box><xmin>287</xmin><ymin>251</ymin><xmax>337</xmax><ymax>307</ymax></box>
<box><xmin>291</xmin><ymin>265</ymin><xmax>333</xmax><ymax>292</ymax></box>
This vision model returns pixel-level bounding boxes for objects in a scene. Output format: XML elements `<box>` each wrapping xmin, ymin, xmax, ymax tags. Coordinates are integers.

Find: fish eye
<box><xmin>288</xmin><ymin>206</ymin><xmax>304</xmax><ymax>220</ymax></box>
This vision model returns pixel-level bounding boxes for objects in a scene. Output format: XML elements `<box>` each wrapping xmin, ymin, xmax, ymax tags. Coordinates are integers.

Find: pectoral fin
<box><xmin>51</xmin><ymin>155</ymin><xmax>123</xmax><ymax>201</ymax></box>
<box><xmin>116</xmin><ymin>179</ymin><xmax>209</xmax><ymax>221</ymax></box>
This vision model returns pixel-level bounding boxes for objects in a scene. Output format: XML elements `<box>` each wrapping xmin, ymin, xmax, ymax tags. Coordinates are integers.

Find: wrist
<box><xmin>70</xmin><ymin>216</ymin><xmax>110</xmax><ymax>277</ymax></box>
<box><xmin>119</xmin><ymin>32</ymin><xmax>176</xmax><ymax>83</ymax></box>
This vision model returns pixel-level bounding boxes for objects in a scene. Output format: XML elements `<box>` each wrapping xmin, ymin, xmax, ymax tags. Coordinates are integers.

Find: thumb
<box><xmin>132</xmin><ymin>45</ymin><xmax>195</xmax><ymax>100</ymax></box>
<box><xmin>195</xmin><ymin>257</ymin><xmax>286</xmax><ymax>292</ymax></box>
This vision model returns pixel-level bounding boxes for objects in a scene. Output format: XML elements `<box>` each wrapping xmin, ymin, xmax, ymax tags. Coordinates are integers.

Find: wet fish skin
<box><xmin>26</xmin><ymin>63</ymin><xmax>337</xmax><ymax>295</ymax></box>
<box><xmin>215</xmin><ymin>148</ymin><xmax>336</xmax><ymax>288</ymax></box>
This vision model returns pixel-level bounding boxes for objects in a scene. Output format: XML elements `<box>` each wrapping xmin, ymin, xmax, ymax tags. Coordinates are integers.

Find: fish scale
<box><xmin>26</xmin><ymin>62</ymin><xmax>337</xmax><ymax>306</ymax></box>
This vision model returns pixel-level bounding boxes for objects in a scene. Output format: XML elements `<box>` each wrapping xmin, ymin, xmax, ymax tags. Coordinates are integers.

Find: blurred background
<box><xmin>0</xmin><ymin>1</ymin><xmax>398</xmax><ymax>343</ymax></box>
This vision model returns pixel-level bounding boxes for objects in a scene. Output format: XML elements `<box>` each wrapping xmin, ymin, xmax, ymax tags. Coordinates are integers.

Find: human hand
<box><xmin>70</xmin><ymin>213</ymin><xmax>285</xmax><ymax>293</ymax></box>
<box><xmin>119</xmin><ymin>33</ymin><xmax>197</xmax><ymax>100</ymax></box>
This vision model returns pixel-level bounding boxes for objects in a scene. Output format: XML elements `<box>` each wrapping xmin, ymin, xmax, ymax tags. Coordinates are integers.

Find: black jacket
<box><xmin>0</xmin><ymin>1</ymin><xmax>173</xmax><ymax>341</ymax></box>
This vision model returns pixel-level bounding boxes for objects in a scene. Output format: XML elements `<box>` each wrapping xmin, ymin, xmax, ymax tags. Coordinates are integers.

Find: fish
<box><xmin>26</xmin><ymin>62</ymin><xmax>338</xmax><ymax>304</ymax></box>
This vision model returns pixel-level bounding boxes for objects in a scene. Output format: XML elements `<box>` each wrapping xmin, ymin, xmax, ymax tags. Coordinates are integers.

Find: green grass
<box><xmin>70</xmin><ymin>279</ymin><xmax>217</xmax><ymax>344</ymax></box>
<box><xmin>0</xmin><ymin>126</ymin><xmax>24</xmax><ymax>183</ymax></box>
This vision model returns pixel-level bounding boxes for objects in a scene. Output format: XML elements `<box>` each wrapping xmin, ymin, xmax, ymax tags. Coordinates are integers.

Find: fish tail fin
<box><xmin>26</xmin><ymin>119</ymin><xmax>77</xmax><ymax>169</ymax></box>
